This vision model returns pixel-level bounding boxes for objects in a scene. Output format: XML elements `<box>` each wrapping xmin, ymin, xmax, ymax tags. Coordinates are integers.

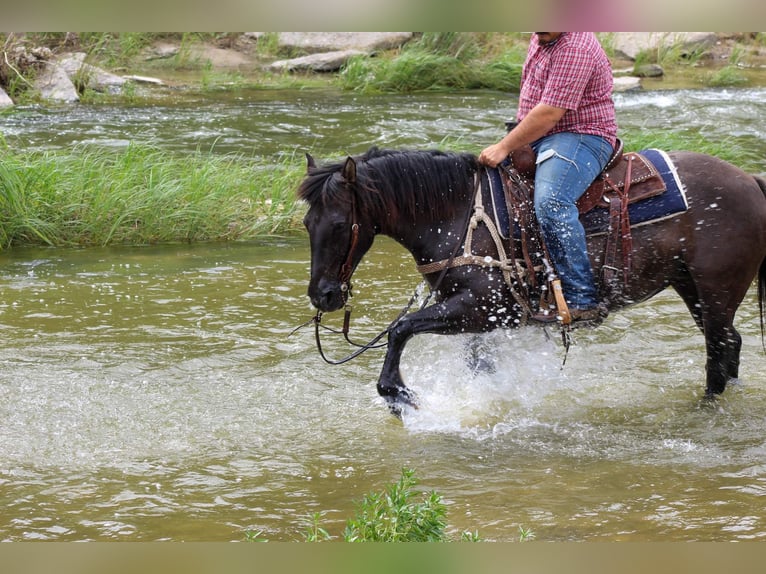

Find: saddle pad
<box><xmin>580</xmin><ymin>148</ymin><xmax>688</xmax><ymax>236</ymax></box>
<box><xmin>486</xmin><ymin>148</ymin><xmax>688</xmax><ymax>239</ymax></box>
<box><xmin>485</xmin><ymin>167</ymin><xmax>512</xmax><ymax>238</ymax></box>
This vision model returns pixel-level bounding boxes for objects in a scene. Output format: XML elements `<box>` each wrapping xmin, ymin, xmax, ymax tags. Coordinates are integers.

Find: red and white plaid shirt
<box><xmin>518</xmin><ymin>33</ymin><xmax>617</xmax><ymax>147</ymax></box>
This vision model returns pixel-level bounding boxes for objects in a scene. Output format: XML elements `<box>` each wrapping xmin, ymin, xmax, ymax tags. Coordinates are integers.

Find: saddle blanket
<box><xmin>486</xmin><ymin>148</ymin><xmax>688</xmax><ymax>239</ymax></box>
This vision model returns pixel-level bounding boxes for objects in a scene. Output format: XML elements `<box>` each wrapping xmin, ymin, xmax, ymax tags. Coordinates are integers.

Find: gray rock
<box><xmin>612</xmin><ymin>32</ymin><xmax>717</xmax><ymax>61</ymax></box>
<box><xmin>276</xmin><ymin>32</ymin><xmax>412</xmax><ymax>54</ymax></box>
<box><xmin>0</xmin><ymin>86</ymin><xmax>13</xmax><ymax>108</ymax></box>
<box><xmin>270</xmin><ymin>50</ymin><xmax>368</xmax><ymax>73</ymax></box>
<box><xmin>34</xmin><ymin>62</ymin><xmax>79</xmax><ymax>103</ymax></box>
<box><xmin>123</xmin><ymin>75</ymin><xmax>165</xmax><ymax>85</ymax></box>
<box><xmin>56</xmin><ymin>52</ymin><xmax>127</xmax><ymax>93</ymax></box>
<box><xmin>145</xmin><ymin>42</ymin><xmax>179</xmax><ymax>60</ymax></box>
<box><xmin>613</xmin><ymin>76</ymin><xmax>642</xmax><ymax>92</ymax></box>
<box><xmin>634</xmin><ymin>63</ymin><xmax>664</xmax><ymax>78</ymax></box>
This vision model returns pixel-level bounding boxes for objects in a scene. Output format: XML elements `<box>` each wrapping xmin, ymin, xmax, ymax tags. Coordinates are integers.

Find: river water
<box><xmin>1</xmin><ymin>85</ymin><xmax>765</xmax><ymax>541</ymax></box>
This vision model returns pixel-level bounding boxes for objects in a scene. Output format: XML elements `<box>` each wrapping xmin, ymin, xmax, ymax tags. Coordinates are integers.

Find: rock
<box><xmin>612</xmin><ymin>32</ymin><xmax>717</xmax><ymax>61</ymax></box>
<box><xmin>0</xmin><ymin>86</ymin><xmax>13</xmax><ymax>108</ymax></box>
<box><xmin>613</xmin><ymin>76</ymin><xmax>642</xmax><ymax>92</ymax></box>
<box><xmin>145</xmin><ymin>42</ymin><xmax>179</xmax><ymax>60</ymax></box>
<box><xmin>276</xmin><ymin>32</ymin><xmax>412</xmax><ymax>54</ymax></box>
<box><xmin>188</xmin><ymin>45</ymin><xmax>252</xmax><ymax>68</ymax></box>
<box><xmin>56</xmin><ymin>52</ymin><xmax>127</xmax><ymax>93</ymax></box>
<box><xmin>34</xmin><ymin>62</ymin><xmax>79</xmax><ymax>103</ymax></box>
<box><xmin>634</xmin><ymin>64</ymin><xmax>664</xmax><ymax>78</ymax></box>
<box><xmin>270</xmin><ymin>50</ymin><xmax>368</xmax><ymax>73</ymax></box>
<box><xmin>123</xmin><ymin>75</ymin><xmax>164</xmax><ymax>85</ymax></box>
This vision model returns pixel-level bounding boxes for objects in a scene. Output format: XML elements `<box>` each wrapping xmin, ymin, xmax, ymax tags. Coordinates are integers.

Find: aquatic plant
<box><xmin>341</xmin><ymin>467</ymin><xmax>449</xmax><ymax>542</ymax></box>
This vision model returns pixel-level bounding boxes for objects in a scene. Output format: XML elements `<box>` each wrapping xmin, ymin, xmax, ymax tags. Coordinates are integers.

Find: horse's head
<box><xmin>298</xmin><ymin>153</ymin><xmax>377</xmax><ymax>312</ymax></box>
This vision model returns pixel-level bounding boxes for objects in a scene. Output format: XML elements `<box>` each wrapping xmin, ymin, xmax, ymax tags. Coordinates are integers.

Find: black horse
<box><xmin>298</xmin><ymin>147</ymin><xmax>766</xmax><ymax>413</ymax></box>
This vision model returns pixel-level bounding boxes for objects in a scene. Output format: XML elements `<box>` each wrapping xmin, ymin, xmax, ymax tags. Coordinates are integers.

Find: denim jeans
<box><xmin>532</xmin><ymin>132</ymin><xmax>614</xmax><ymax>309</ymax></box>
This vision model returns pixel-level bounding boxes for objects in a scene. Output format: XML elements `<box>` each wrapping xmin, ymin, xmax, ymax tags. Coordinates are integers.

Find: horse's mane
<box><xmin>298</xmin><ymin>147</ymin><xmax>479</xmax><ymax>224</ymax></box>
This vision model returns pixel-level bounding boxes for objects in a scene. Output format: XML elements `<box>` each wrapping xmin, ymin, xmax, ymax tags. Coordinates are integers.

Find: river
<box><xmin>1</xmin><ymin>86</ymin><xmax>765</xmax><ymax>541</ymax></box>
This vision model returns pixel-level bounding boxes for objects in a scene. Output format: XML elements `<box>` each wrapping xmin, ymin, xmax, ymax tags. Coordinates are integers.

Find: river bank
<box><xmin>3</xmin><ymin>32</ymin><xmax>766</xmax><ymax>107</ymax></box>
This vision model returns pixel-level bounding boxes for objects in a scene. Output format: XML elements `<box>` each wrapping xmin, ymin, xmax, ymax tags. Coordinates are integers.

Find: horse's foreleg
<box><xmin>377</xmin><ymin>299</ymin><xmax>484</xmax><ymax>415</ymax></box>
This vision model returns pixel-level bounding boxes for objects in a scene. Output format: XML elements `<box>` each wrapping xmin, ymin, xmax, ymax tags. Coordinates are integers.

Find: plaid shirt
<box><xmin>518</xmin><ymin>33</ymin><xmax>617</xmax><ymax>147</ymax></box>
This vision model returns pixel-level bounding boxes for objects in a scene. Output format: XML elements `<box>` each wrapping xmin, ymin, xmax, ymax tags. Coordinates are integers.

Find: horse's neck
<box><xmin>381</xmin><ymin>217</ymin><xmax>464</xmax><ymax>266</ymax></box>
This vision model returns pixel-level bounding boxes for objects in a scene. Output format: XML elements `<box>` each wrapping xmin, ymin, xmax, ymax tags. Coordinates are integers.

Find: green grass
<box><xmin>341</xmin><ymin>467</ymin><xmax>449</xmax><ymax>542</ymax></box>
<box><xmin>0</xmin><ymin>143</ymin><xmax>305</xmax><ymax>248</ymax></box>
<box><xmin>339</xmin><ymin>32</ymin><xmax>524</xmax><ymax>94</ymax></box>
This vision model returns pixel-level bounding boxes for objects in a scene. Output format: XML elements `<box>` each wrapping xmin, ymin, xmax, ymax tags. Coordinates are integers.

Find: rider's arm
<box><xmin>478</xmin><ymin>103</ymin><xmax>566</xmax><ymax>167</ymax></box>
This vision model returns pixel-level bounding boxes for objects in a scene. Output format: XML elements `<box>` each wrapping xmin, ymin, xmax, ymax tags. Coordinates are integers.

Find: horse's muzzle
<box><xmin>309</xmin><ymin>279</ymin><xmax>346</xmax><ymax>312</ymax></box>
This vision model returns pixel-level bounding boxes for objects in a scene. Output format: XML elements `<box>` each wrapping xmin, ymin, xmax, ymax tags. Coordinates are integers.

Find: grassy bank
<box><xmin>0</xmin><ymin>143</ymin><xmax>305</xmax><ymax>248</ymax></box>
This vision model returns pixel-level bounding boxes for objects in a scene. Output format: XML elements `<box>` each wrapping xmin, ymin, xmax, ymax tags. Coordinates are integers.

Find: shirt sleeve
<box><xmin>539</xmin><ymin>43</ymin><xmax>596</xmax><ymax>111</ymax></box>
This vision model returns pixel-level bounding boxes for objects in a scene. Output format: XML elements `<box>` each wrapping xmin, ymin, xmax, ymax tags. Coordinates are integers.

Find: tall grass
<box><xmin>0</xmin><ymin>144</ymin><xmax>305</xmax><ymax>248</ymax></box>
<box><xmin>339</xmin><ymin>32</ymin><xmax>524</xmax><ymax>93</ymax></box>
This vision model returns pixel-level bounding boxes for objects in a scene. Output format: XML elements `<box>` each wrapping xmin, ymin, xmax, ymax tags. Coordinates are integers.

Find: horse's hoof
<box><xmin>384</xmin><ymin>389</ymin><xmax>419</xmax><ymax>418</ymax></box>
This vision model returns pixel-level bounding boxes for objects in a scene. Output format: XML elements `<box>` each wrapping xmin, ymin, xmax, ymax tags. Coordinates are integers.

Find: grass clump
<box><xmin>339</xmin><ymin>32</ymin><xmax>524</xmax><ymax>94</ymax></box>
<box><xmin>341</xmin><ymin>467</ymin><xmax>449</xmax><ymax>542</ymax></box>
<box><xmin>0</xmin><ymin>142</ymin><xmax>305</xmax><ymax>248</ymax></box>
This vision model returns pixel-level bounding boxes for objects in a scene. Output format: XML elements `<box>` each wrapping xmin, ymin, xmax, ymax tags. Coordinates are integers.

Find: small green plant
<box><xmin>303</xmin><ymin>512</ymin><xmax>333</xmax><ymax>542</ymax></box>
<box><xmin>342</xmin><ymin>467</ymin><xmax>448</xmax><ymax>542</ymax></box>
<box><xmin>244</xmin><ymin>529</ymin><xmax>268</xmax><ymax>542</ymax></box>
<box><xmin>460</xmin><ymin>530</ymin><xmax>482</xmax><ymax>542</ymax></box>
<box><xmin>518</xmin><ymin>525</ymin><xmax>536</xmax><ymax>541</ymax></box>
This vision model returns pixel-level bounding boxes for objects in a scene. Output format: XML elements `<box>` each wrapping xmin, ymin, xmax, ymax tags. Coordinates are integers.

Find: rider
<box><xmin>478</xmin><ymin>32</ymin><xmax>617</xmax><ymax>325</ymax></box>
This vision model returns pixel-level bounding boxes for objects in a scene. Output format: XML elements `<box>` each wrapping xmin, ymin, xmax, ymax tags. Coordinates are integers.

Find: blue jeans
<box><xmin>532</xmin><ymin>132</ymin><xmax>614</xmax><ymax>309</ymax></box>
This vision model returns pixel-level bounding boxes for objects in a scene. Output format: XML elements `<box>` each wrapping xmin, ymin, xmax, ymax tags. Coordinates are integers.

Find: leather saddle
<box><xmin>508</xmin><ymin>138</ymin><xmax>667</xmax><ymax>214</ymax></box>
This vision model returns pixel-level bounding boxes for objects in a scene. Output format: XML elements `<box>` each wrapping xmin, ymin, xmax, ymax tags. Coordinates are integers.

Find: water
<box><xmin>2</xmin><ymin>87</ymin><xmax>766</xmax><ymax>170</ymax></box>
<box><xmin>1</xmin><ymin>238</ymin><xmax>764</xmax><ymax>541</ymax></box>
<box><xmin>1</xmin><ymin>87</ymin><xmax>766</xmax><ymax>541</ymax></box>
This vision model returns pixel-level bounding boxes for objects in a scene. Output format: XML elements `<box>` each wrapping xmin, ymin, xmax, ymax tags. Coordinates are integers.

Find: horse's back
<box><xmin>670</xmin><ymin>150</ymin><xmax>766</xmax><ymax>226</ymax></box>
<box><xmin>666</xmin><ymin>150</ymin><xmax>766</xmax><ymax>279</ymax></box>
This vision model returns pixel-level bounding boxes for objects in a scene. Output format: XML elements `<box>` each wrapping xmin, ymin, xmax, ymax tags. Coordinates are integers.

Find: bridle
<box><xmin>337</xmin><ymin>187</ymin><xmax>361</xmax><ymax>305</ymax></box>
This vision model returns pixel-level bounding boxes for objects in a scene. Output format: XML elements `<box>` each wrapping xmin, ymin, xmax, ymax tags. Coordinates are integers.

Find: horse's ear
<box><xmin>306</xmin><ymin>153</ymin><xmax>316</xmax><ymax>172</ymax></box>
<box><xmin>342</xmin><ymin>156</ymin><xmax>357</xmax><ymax>184</ymax></box>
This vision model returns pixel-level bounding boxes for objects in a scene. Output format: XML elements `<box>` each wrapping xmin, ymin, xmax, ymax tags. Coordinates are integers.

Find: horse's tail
<box><xmin>757</xmin><ymin>176</ymin><xmax>766</xmax><ymax>352</ymax></box>
<box><xmin>760</xmin><ymin>257</ymin><xmax>766</xmax><ymax>353</ymax></box>
<box><xmin>757</xmin><ymin>175</ymin><xmax>766</xmax><ymax>198</ymax></box>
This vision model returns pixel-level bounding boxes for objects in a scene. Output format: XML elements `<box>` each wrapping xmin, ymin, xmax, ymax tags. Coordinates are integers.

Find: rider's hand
<box><xmin>478</xmin><ymin>142</ymin><xmax>511</xmax><ymax>168</ymax></box>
